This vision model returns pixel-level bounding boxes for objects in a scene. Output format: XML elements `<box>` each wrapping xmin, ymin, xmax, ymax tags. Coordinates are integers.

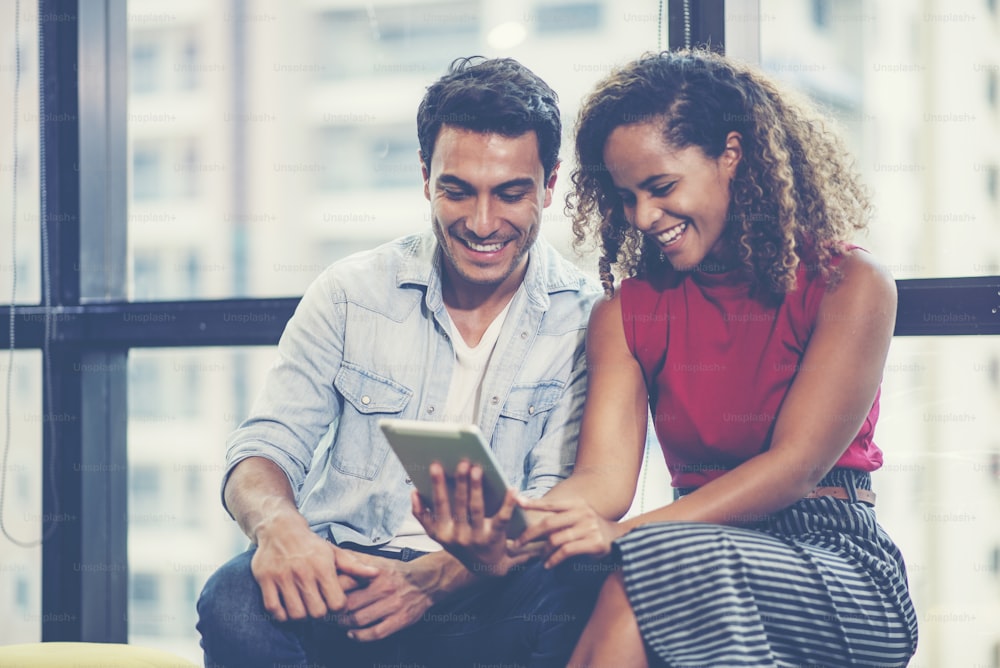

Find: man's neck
<box><xmin>442</xmin><ymin>265</ymin><xmax>526</xmax><ymax>348</ymax></box>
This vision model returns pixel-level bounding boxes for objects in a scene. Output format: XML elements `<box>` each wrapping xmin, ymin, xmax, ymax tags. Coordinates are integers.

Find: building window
<box><xmin>16</xmin><ymin>470</ymin><xmax>31</xmax><ymax>504</ymax></box>
<box><xmin>132</xmin><ymin>251</ymin><xmax>160</xmax><ymax>301</ymax></box>
<box><xmin>373</xmin><ymin>133</ymin><xmax>421</xmax><ymax>189</ymax></box>
<box><xmin>132</xmin><ymin>145</ymin><xmax>163</xmax><ymax>201</ymax></box>
<box><xmin>535</xmin><ymin>3</ymin><xmax>603</xmax><ymax>34</ymax></box>
<box><xmin>179</xmin><ymin>35</ymin><xmax>200</xmax><ymax>90</ymax></box>
<box><xmin>131</xmin><ymin>40</ymin><xmax>160</xmax><ymax>94</ymax></box>
<box><xmin>14</xmin><ymin>576</ymin><xmax>30</xmax><ymax>614</ymax></box>
<box><xmin>183</xmin><ymin>250</ymin><xmax>201</xmax><ymax>299</ymax></box>
<box><xmin>129</xmin><ymin>573</ymin><xmax>162</xmax><ymax>636</ymax></box>
<box><xmin>129</xmin><ymin>357</ymin><xmax>163</xmax><ymax>421</ymax></box>
<box><xmin>177</xmin><ymin>141</ymin><xmax>201</xmax><ymax>199</ymax></box>
<box><xmin>182</xmin><ymin>468</ymin><xmax>202</xmax><ymax>527</ymax></box>
<box><xmin>131</xmin><ymin>573</ymin><xmax>159</xmax><ymax>603</ymax></box>
<box><xmin>317</xmin><ymin>124</ymin><xmax>418</xmax><ymax>192</ymax></box>
<box><xmin>811</xmin><ymin>0</ymin><xmax>831</xmax><ymax>29</ymax></box>
<box><xmin>316</xmin><ymin>3</ymin><xmax>479</xmax><ymax>80</ymax></box>
<box><xmin>130</xmin><ymin>466</ymin><xmax>161</xmax><ymax>523</ymax></box>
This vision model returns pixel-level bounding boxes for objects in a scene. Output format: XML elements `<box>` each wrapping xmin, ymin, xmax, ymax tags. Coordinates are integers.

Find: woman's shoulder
<box><xmin>810</xmin><ymin>248</ymin><xmax>897</xmax><ymax>329</ymax></box>
<box><xmin>819</xmin><ymin>246</ymin><xmax>895</xmax><ymax>293</ymax></box>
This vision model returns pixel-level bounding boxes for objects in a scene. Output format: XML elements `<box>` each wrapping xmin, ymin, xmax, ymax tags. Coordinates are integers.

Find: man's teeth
<box><xmin>465</xmin><ymin>240</ymin><xmax>505</xmax><ymax>252</ymax></box>
<box><xmin>657</xmin><ymin>222</ymin><xmax>688</xmax><ymax>245</ymax></box>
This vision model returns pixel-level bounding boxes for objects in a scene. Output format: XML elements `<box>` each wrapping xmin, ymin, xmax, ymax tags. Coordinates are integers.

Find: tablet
<box><xmin>379</xmin><ymin>418</ymin><xmax>527</xmax><ymax>538</ymax></box>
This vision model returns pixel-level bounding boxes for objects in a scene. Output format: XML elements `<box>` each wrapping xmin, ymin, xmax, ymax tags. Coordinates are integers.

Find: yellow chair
<box><xmin>0</xmin><ymin>642</ymin><xmax>199</xmax><ymax>667</ymax></box>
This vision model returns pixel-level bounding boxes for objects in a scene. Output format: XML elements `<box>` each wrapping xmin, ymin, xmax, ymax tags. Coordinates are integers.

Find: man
<box><xmin>196</xmin><ymin>57</ymin><xmax>604</xmax><ymax>667</ymax></box>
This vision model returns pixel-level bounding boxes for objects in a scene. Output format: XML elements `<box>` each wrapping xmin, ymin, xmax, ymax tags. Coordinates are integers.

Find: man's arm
<box><xmin>334</xmin><ymin>306</ymin><xmax>597</xmax><ymax>639</ymax></box>
<box><xmin>225</xmin><ymin>457</ymin><xmax>379</xmax><ymax>622</ymax></box>
<box><xmin>220</xmin><ymin>270</ymin><xmax>388</xmax><ymax>622</ymax></box>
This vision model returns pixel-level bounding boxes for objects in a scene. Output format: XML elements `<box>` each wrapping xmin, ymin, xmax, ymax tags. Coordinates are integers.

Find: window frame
<box><xmin>1</xmin><ymin>0</ymin><xmax>999</xmax><ymax>642</ymax></box>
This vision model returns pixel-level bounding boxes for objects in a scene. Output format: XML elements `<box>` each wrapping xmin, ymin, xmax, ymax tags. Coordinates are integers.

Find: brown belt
<box><xmin>804</xmin><ymin>486</ymin><xmax>876</xmax><ymax>506</ymax></box>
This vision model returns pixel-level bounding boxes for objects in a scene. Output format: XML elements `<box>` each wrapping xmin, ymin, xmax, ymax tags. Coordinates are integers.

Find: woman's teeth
<box><xmin>656</xmin><ymin>222</ymin><xmax>688</xmax><ymax>246</ymax></box>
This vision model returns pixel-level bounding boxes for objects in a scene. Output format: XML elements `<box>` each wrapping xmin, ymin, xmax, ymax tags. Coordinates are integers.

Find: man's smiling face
<box><xmin>422</xmin><ymin>125</ymin><xmax>557</xmax><ymax>300</ymax></box>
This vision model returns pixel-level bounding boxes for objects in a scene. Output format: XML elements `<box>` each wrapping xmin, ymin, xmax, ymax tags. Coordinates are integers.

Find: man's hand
<box><xmin>334</xmin><ymin>552</ymin><xmax>445</xmax><ymax>641</ymax></box>
<box><xmin>413</xmin><ymin>461</ymin><xmax>538</xmax><ymax>577</ymax></box>
<box><xmin>251</xmin><ymin>512</ymin><xmax>380</xmax><ymax>622</ymax></box>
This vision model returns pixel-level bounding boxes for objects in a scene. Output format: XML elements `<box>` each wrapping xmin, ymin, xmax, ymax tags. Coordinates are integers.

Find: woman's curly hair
<box><xmin>567</xmin><ymin>49</ymin><xmax>872</xmax><ymax>295</ymax></box>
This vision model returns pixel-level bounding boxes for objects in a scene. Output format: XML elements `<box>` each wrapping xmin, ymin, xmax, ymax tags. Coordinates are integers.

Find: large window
<box><xmin>127</xmin><ymin>348</ymin><xmax>252</xmax><ymax>657</ymax></box>
<box><xmin>0</xmin><ymin>0</ymin><xmax>43</xmax><ymax>644</ymax></box>
<box><xmin>0</xmin><ymin>351</ymin><xmax>43</xmax><ymax>645</ymax></box>
<box><xmin>2</xmin><ymin>0</ymin><xmax>999</xmax><ymax>665</ymax></box>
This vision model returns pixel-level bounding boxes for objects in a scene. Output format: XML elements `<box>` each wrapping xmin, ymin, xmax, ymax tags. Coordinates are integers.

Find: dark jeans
<box><xmin>196</xmin><ymin>547</ymin><xmax>608</xmax><ymax>668</ymax></box>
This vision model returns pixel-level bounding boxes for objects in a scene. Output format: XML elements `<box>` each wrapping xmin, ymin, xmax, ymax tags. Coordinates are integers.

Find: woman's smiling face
<box><xmin>603</xmin><ymin>121</ymin><xmax>742</xmax><ymax>272</ymax></box>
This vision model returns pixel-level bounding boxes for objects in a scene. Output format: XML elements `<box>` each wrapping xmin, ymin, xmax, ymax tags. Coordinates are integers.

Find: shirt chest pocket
<box><xmin>494</xmin><ymin>381</ymin><xmax>565</xmax><ymax>482</ymax></box>
<box><xmin>499</xmin><ymin>381</ymin><xmax>563</xmax><ymax>422</ymax></box>
<box><xmin>332</xmin><ymin>362</ymin><xmax>413</xmax><ymax>479</ymax></box>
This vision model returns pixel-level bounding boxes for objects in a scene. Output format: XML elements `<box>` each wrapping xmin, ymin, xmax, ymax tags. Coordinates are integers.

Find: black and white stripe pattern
<box><xmin>615</xmin><ymin>469</ymin><xmax>918</xmax><ymax>667</ymax></box>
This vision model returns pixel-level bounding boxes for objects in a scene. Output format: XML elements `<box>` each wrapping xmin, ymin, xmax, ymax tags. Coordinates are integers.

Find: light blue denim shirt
<box><xmin>224</xmin><ymin>231</ymin><xmax>602</xmax><ymax>547</ymax></box>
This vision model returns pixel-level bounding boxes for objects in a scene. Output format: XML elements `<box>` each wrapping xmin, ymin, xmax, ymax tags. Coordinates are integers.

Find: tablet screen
<box><xmin>379</xmin><ymin>418</ymin><xmax>527</xmax><ymax>538</ymax></box>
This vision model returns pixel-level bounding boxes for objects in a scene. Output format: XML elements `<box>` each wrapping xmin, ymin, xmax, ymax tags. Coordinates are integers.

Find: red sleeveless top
<box><xmin>620</xmin><ymin>258</ymin><xmax>883</xmax><ymax>489</ymax></box>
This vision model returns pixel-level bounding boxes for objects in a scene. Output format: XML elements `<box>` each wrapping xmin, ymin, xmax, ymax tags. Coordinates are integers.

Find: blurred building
<box><xmin>762</xmin><ymin>1</ymin><xmax>1000</xmax><ymax>665</ymax></box>
<box><xmin>1</xmin><ymin>0</ymin><xmax>998</xmax><ymax>664</ymax></box>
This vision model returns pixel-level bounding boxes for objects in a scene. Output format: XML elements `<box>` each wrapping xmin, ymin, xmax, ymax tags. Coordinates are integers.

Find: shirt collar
<box><xmin>395</xmin><ymin>231</ymin><xmax>587</xmax><ymax>313</ymax></box>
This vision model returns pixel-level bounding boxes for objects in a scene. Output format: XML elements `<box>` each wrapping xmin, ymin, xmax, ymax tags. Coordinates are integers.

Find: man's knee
<box><xmin>197</xmin><ymin>550</ymin><xmax>269</xmax><ymax>637</ymax></box>
<box><xmin>506</xmin><ymin>557</ymin><xmax>611</xmax><ymax>629</ymax></box>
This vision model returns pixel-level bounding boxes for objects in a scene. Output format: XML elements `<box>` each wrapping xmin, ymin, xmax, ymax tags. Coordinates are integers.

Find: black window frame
<box><xmin>2</xmin><ymin>0</ymin><xmax>999</xmax><ymax>642</ymax></box>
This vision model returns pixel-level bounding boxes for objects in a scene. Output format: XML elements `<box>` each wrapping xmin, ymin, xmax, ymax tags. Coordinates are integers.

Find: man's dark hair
<box><xmin>417</xmin><ymin>57</ymin><xmax>561</xmax><ymax>179</ymax></box>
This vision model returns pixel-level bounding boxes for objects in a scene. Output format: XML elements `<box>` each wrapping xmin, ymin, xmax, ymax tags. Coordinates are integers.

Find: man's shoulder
<box><xmin>528</xmin><ymin>238</ymin><xmax>602</xmax><ymax>333</ymax></box>
<box><xmin>315</xmin><ymin>233</ymin><xmax>433</xmax><ymax>296</ymax></box>
<box><xmin>531</xmin><ymin>236</ymin><xmax>602</xmax><ymax>303</ymax></box>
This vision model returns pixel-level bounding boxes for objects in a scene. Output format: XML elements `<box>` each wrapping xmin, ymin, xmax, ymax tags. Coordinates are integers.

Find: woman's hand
<box><xmin>413</xmin><ymin>460</ymin><xmax>535</xmax><ymax>577</ymax></box>
<box><xmin>514</xmin><ymin>496</ymin><xmax>630</xmax><ymax>569</ymax></box>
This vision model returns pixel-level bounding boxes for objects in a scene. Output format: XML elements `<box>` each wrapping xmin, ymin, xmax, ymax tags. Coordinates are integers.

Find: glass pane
<box><xmin>760</xmin><ymin>0</ymin><xmax>1000</xmax><ymax>279</ymax></box>
<box><xmin>0</xmin><ymin>0</ymin><xmax>41</xmax><ymax>305</ymax></box>
<box><xmin>758</xmin><ymin>3</ymin><xmax>1000</xmax><ymax>662</ymax></box>
<box><xmin>0</xmin><ymin>350</ymin><xmax>43</xmax><ymax>645</ymax></box>
<box><xmin>127</xmin><ymin>347</ymin><xmax>265</xmax><ymax>660</ymax></box>
<box><xmin>877</xmin><ymin>336</ymin><xmax>1000</xmax><ymax>666</ymax></box>
<box><xmin>125</xmin><ymin>0</ymin><xmax>668</xmax><ymax>300</ymax></box>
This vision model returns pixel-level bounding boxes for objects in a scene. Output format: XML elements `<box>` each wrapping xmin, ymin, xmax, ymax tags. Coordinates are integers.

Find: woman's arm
<box><xmin>621</xmin><ymin>249</ymin><xmax>897</xmax><ymax>528</ymax></box>
<box><xmin>538</xmin><ymin>291</ymin><xmax>651</xmax><ymax>518</ymax></box>
<box><xmin>411</xmin><ymin>292</ymin><xmax>650</xmax><ymax>568</ymax></box>
<box><xmin>519</xmin><ymin>250</ymin><xmax>897</xmax><ymax>566</ymax></box>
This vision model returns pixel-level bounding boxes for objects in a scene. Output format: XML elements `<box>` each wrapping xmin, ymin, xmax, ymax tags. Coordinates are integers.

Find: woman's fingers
<box><xmin>515</xmin><ymin>505</ymin><xmax>584</xmax><ymax>546</ymax></box>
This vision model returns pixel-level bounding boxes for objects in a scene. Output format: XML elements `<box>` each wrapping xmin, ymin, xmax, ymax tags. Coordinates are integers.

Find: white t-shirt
<box><xmin>387</xmin><ymin>299</ymin><xmax>514</xmax><ymax>552</ymax></box>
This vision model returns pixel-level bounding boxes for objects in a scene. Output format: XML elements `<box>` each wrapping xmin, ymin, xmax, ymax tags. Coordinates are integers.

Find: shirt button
<box><xmin>490</xmin><ymin>396</ymin><xmax>499</xmax><ymax>405</ymax></box>
<box><xmin>427</xmin><ymin>406</ymin><xmax>435</xmax><ymax>414</ymax></box>
<box><xmin>361</xmin><ymin>395</ymin><xmax>371</xmax><ymax>405</ymax></box>
<box><xmin>520</xmin><ymin>331</ymin><xmax>528</xmax><ymax>339</ymax></box>
<box><xmin>528</xmin><ymin>405</ymin><xmax>535</xmax><ymax>415</ymax></box>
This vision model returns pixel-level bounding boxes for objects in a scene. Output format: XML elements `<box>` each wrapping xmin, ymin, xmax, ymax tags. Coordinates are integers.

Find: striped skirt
<box><xmin>614</xmin><ymin>469</ymin><xmax>918</xmax><ymax>667</ymax></box>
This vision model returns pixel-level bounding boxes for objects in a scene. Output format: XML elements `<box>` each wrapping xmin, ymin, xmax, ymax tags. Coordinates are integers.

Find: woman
<box><xmin>416</xmin><ymin>50</ymin><xmax>918</xmax><ymax>667</ymax></box>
